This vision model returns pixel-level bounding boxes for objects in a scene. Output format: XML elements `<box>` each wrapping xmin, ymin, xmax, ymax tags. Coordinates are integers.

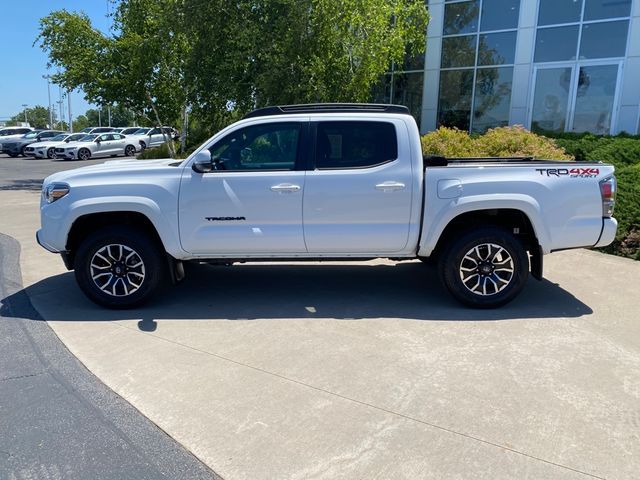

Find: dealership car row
<box><xmin>0</xmin><ymin>125</ymin><xmax>178</xmax><ymax>160</ymax></box>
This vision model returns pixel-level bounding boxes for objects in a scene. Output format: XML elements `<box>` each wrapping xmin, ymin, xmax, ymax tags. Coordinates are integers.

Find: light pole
<box><xmin>21</xmin><ymin>104</ymin><xmax>28</xmax><ymax>124</ymax></box>
<box><xmin>42</xmin><ymin>75</ymin><xmax>53</xmax><ymax>128</ymax></box>
<box><xmin>67</xmin><ymin>90</ymin><xmax>73</xmax><ymax>132</ymax></box>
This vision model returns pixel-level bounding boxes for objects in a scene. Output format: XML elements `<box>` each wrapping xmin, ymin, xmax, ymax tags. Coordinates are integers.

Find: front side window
<box><xmin>315</xmin><ymin>121</ymin><xmax>398</xmax><ymax>169</ymax></box>
<box><xmin>208</xmin><ymin>122</ymin><xmax>301</xmax><ymax>171</ymax></box>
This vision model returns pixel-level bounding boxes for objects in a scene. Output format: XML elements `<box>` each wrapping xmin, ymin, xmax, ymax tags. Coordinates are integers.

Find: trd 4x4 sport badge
<box><xmin>535</xmin><ymin>167</ymin><xmax>600</xmax><ymax>178</ymax></box>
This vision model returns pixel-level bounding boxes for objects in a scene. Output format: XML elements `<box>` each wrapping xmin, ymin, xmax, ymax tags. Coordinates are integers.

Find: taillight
<box><xmin>599</xmin><ymin>176</ymin><xmax>616</xmax><ymax>217</ymax></box>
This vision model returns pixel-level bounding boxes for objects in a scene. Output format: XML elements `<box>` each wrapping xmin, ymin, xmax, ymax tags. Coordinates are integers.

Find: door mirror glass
<box><xmin>192</xmin><ymin>150</ymin><xmax>213</xmax><ymax>173</ymax></box>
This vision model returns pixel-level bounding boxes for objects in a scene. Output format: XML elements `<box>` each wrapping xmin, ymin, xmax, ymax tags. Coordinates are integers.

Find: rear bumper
<box><xmin>594</xmin><ymin>218</ymin><xmax>618</xmax><ymax>248</ymax></box>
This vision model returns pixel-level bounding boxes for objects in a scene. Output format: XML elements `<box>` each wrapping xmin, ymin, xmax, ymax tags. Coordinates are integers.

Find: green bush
<box><xmin>421</xmin><ymin>126</ymin><xmax>571</xmax><ymax>160</ymax></box>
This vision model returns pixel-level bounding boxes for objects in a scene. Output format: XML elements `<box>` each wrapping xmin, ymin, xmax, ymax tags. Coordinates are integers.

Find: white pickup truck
<box><xmin>37</xmin><ymin>104</ymin><xmax>618</xmax><ymax>309</ymax></box>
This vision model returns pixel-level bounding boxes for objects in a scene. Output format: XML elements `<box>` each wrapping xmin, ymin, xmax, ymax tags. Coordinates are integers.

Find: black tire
<box><xmin>8</xmin><ymin>153</ymin><xmax>18</xmax><ymax>158</ymax></box>
<box><xmin>125</xmin><ymin>144</ymin><xmax>136</xmax><ymax>156</ymax></box>
<box><xmin>47</xmin><ymin>147</ymin><xmax>56</xmax><ymax>159</ymax></box>
<box><xmin>78</xmin><ymin>148</ymin><xmax>91</xmax><ymax>161</ymax></box>
<box><xmin>139</xmin><ymin>141</ymin><xmax>147</xmax><ymax>150</ymax></box>
<box><xmin>74</xmin><ymin>226</ymin><xmax>166</xmax><ymax>308</ymax></box>
<box><xmin>21</xmin><ymin>146</ymin><xmax>28</xmax><ymax>156</ymax></box>
<box><xmin>438</xmin><ymin>227</ymin><xmax>528</xmax><ymax>308</ymax></box>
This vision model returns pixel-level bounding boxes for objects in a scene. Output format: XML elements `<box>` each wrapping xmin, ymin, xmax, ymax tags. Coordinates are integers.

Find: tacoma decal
<box><xmin>205</xmin><ymin>216</ymin><xmax>246</xmax><ymax>221</ymax></box>
<box><xmin>536</xmin><ymin>168</ymin><xmax>600</xmax><ymax>178</ymax></box>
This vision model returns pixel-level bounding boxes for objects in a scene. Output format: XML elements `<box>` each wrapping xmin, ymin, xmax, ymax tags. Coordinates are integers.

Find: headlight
<box><xmin>43</xmin><ymin>182</ymin><xmax>70</xmax><ymax>204</ymax></box>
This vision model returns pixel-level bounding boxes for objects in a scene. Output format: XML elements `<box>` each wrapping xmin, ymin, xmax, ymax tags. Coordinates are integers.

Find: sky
<box><xmin>0</xmin><ymin>0</ymin><xmax>114</xmax><ymax>123</ymax></box>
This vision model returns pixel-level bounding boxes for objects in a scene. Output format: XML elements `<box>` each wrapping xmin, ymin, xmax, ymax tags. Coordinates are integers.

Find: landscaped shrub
<box><xmin>421</xmin><ymin>125</ymin><xmax>570</xmax><ymax>160</ymax></box>
<box><xmin>421</xmin><ymin>126</ymin><xmax>478</xmax><ymax>157</ymax></box>
<box><xmin>475</xmin><ymin>125</ymin><xmax>572</xmax><ymax>160</ymax></box>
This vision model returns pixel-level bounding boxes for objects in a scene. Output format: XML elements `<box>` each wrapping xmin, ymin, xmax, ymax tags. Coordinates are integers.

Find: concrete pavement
<box><xmin>1</xmin><ymin>183</ymin><xmax>639</xmax><ymax>479</ymax></box>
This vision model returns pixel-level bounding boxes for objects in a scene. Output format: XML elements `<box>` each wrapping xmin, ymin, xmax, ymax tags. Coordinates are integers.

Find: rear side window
<box><xmin>315</xmin><ymin>121</ymin><xmax>398</xmax><ymax>169</ymax></box>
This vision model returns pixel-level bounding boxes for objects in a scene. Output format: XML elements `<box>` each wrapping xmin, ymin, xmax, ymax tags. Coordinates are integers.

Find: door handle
<box><xmin>270</xmin><ymin>183</ymin><xmax>301</xmax><ymax>193</ymax></box>
<box><xmin>375</xmin><ymin>181</ymin><xmax>406</xmax><ymax>191</ymax></box>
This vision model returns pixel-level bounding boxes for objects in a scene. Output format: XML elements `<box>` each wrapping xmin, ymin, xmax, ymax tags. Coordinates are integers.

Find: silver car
<box><xmin>55</xmin><ymin>133</ymin><xmax>140</xmax><ymax>160</ymax></box>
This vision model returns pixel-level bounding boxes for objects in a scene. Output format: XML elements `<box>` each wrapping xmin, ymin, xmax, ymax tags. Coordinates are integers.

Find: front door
<box><xmin>303</xmin><ymin>119</ymin><xmax>414</xmax><ymax>254</ymax></box>
<box><xmin>179</xmin><ymin>121</ymin><xmax>308</xmax><ymax>255</ymax></box>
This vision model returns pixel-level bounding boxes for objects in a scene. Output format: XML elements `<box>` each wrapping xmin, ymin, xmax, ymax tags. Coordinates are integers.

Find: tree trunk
<box><xmin>146</xmin><ymin>91</ymin><xmax>176</xmax><ymax>158</ymax></box>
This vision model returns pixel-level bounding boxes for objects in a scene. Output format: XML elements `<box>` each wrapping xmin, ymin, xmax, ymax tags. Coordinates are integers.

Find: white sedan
<box><xmin>54</xmin><ymin>133</ymin><xmax>141</xmax><ymax>160</ymax></box>
<box><xmin>24</xmin><ymin>133</ymin><xmax>86</xmax><ymax>158</ymax></box>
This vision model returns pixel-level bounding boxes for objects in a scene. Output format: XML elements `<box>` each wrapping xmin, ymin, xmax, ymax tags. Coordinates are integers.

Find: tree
<box><xmin>37</xmin><ymin>1</ymin><xmax>429</xmax><ymax>155</ymax></box>
<box><xmin>184</xmin><ymin>0</ymin><xmax>429</xmax><ymax>124</ymax></box>
<box><xmin>9</xmin><ymin>105</ymin><xmax>55</xmax><ymax>129</ymax></box>
<box><xmin>85</xmin><ymin>106</ymin><xmax>135</xmax><ymax>127</ymax></box>
<box><xmin>72</xmin><ymin>115</ymin><xmax>90</xmax><ymax>132</ymax></box>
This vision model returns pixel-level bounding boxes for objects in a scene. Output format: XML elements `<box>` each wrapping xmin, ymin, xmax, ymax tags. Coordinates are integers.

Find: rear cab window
<box><xmin>314</xmin><ymin>121</ymin><xmax>398</xmax><ymax>170</ymax></box>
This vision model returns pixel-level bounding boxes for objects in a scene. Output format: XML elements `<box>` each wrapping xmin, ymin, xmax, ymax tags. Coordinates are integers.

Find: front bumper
<box><xmin>594</xmin><ymin>218</ymin><xmax>618</xmax><ymax>247</ymax></box>
<box><xmin>36</xmin><ymin>229</ymin><xmax>61</xmax><ymax>253</ymax></box>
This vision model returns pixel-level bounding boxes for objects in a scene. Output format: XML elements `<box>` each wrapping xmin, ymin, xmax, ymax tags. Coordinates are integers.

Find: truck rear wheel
<box><xmin>438</xmin><ymin>227</ymin><xmax>528</xmax><ymax>308</ymax></box>
<box><xmin>74</xmin><ymin>226</ymin><xmax>165</xmax><ymax>308</ymax></box>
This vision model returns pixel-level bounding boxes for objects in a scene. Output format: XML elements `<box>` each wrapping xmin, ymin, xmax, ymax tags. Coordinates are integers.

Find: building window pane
<box><xmin>441</xmin><ymin>35</ymin><xmax>478</xmax><ymax>68</ymax></box>
<box><xmin>392</xmin><ymin>72</ymin><xmax>424</xmax><ymax>127</ymax></box>
<box><xmin>572</xmin><ymin>65</ymin><xmax>618</xmax><ymax>134</ymax></box>
<box><xmin>444</xmin><ymin>0</ymin><xmax>480</xmax><ymax>35</ymax></box>
<box><xmin>531</xmin><ymin>67</ymin><xmax>572</xmax><ymax>133</ymax></box>
<box><xmin>480</xmin><ymin>0</ymin><xmax>520</xmax><ymax>32</ymax></box>
<box><xmin>438</xmin><ymin>69</ymin><xmax>475</xmax><ymax>130</ymax></box>
<box><xmin>579</xmin><ymin>21</ymin><xmax>628</xmax><ymax>59</ymax></box>
<box><xmin>584</xmin><ymin>0</ymin><xmax>631</xmax><ymax>21</ymax></box>
<box><xmin>534</xmin><ymin>26</ymin><xmax>579</xmax><ymax>62</ymax></box>
<box><xmin>402</xmin><ymin>50</ymin><xmax>425</xmax><ymax>71</ymax></box>
<box><xmin>472</xmin><ymin>67</ymin><xmax>513</xmax><ymax>133</ymax></box>
<box><xmin>538</xmin><ymin>0</ymin><xmax>583</xmax><ymax>26</ymax></box>
<box><xmin>478</xmin><ymin>31</ymin><xmax>517</xmax><ymax>65</ymax></box>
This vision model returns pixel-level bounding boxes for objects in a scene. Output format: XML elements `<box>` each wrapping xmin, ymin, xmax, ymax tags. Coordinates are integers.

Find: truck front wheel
<box><xmin>438</xmin><ymin>227</ymin><xmax>528</xmax><ymax>308</ymax></box>
<box><xmin>74</xmin><ymin>226</ymin><xmax>165</xmax><ymax>308</ymax></box>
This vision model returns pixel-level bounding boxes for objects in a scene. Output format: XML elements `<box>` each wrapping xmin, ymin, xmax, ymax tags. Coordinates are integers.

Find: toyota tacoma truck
<box><xmin>37</xmin><ymin>104</ymin><xmax>618</xmax><ymax>309</ymax></box>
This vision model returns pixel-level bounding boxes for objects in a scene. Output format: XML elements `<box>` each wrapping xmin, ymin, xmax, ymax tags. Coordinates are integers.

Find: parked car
<box><xmin>54</xmin><ymin>133</ymin><xmax>140</xmax><ymax>160</ymax></box>
<box><xmin>79</xmin><ymin>127</ymin><xmax>116</xmax><ymax>134</ymax></box>
<box><xmin>127</xmin><ymin>126</ymin><xmax>177</xmax><ymax>150</ymax></box>
<box><xmin>120</xmin><ymin>127</ymin><xmax>145</xmax><ymax>135</ymax></box>
<box><xmin>37</xmin><ymin>103</ymin><xmax>618</xmax><ymax>309</ymax></box>
<box><xmin>0</xmin><ymin>126</ymin><xmax>33</xmax><ymax>139</ymax></box>
<box><xmin>24</xmin><ymin>133</ymin><xmax>87</xmax><ymax>158</ymax></box>
<box><xmin>1</xmin><ymin>130</ymin><xmax>66</xmax><ymax>157</ymax></box>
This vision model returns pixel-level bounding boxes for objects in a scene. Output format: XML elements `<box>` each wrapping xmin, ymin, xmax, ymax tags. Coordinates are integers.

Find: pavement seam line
<box><xmin>114</xmin><ymin>321</ymin><xmax>606</xmax><ymax>480</ymax></box>
<box><xmin>0</xmin><ymin>371</ymin><xmax>47</xmax><ymax>383</ymax></box>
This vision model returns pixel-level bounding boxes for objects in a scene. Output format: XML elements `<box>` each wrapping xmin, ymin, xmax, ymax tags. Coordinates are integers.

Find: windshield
<box><xmin>133</xmin><ymin>128</ymin><xmax>150</xmax><ymax>135</ymax></box>
<box><xmin>122</xmin><ymin>128</ymin><xmax>140</xmax><ymax>134</ymax></box>
<box><xmin>50</xmin><ymin>134</ymin><xmax>69</xmax><ymax>141</ymax></box>
<box><xmin>80</xmin><ymin>127</ymin><xmax>94</xmax><ymax>133</ymax></box>
<box><xmin>67</xmin><ymin>134</ymin><xmax>86</xmax><ymax>142</ymax></box>
<box><xmin>23</xmin><ymin>132</ymin><xmax>40</xmax><ymax>139</ymax></box>
<box><xmin>79</xmin><ymin>134</ymin><xmax>98</xmax><ymax>142</ymax></box>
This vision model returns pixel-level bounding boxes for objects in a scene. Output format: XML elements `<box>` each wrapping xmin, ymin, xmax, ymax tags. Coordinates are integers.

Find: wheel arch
<box><xmin>427</xmin><ymin>208</ymin><xmax>542</xmax><ymax>263</ymax></box>
<box><xmin>65</xmin><ymin>211</ymin><xmax>166</xmax><ymax>269</ymax></box>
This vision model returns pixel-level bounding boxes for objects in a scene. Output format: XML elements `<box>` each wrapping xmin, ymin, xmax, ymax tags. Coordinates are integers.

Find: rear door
<box><xmin>303</xmin><ymin>119</ymin><xmax>414</xmax><ymax>253</ymax></box>
<box><xmin>179</xmin><ymin>120</ymin><xmax>309</xmax><ymax>255</ymax></box>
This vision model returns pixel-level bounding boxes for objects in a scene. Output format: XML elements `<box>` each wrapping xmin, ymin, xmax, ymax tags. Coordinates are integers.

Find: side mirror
<box><xmin>192</xmin><ymin>150</ymin><xmax>213</xmax><ymax>173</ymax></box>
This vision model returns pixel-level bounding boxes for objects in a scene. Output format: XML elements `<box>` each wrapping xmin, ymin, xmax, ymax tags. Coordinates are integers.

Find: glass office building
<box><xmin>382</xmin><ymin>0</ymin><xmax>640</xmax><ymax>135</ymax></box>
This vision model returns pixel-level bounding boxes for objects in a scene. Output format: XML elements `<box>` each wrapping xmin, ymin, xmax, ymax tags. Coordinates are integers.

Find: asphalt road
<box><xmin>0</xmin><ymin>153</ymin><xmax>131</xmax><ymax>191</ymax></box>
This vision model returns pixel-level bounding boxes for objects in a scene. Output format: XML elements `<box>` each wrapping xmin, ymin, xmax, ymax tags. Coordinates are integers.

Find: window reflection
<box><xmin>584</xmin><ymin>0</ymin><xmax>631</xmax><ymax>21</ymax></box>
<box><xmin>443</xmin><ymin>0</ymin><xmax>480</xmax><ymax>35</ymax></box>
<box><xmin>438</xmin><ymin>69</ymin><xmax>475</xmax><ymax>131</ymax></box>
<box><xmin>531</xmin><ymin>68</ymin><xmax>572</xmax><ymax>134</ymax></box>
<box><xmin>538</xmin><ymin>0</ymin><xmax>583</xmax><ymax>25</ymax></box>
<box><xmin>573</xmin><ymin>65</ymin><xmax>618</xmax><ymax>134</ymax></box>
<box><xmin>478</xmin><ymin>31</ymin><xmax>517</xmax><ymax>65</ymax></box>
<box><xmin>441</xmin><ymin>35</ymin><xmax>478</xmax><ymax>68</ymax></box>
<box><xmin>534</xmin><ymin>26</ymin><xmax>579</xmax><ymax>62</ymax></box>
<box><xmin>472</xmin><ymin>67</ymin><xmax>513</xmax><ymax>133</ymax></box>
<box><xmin>481</xmin><ymin>0</ymin><xmax>520</xmax><ymax>31</ymax></box>
<box><xmin>580</xmin><ymin>21</ymin><xmax>629</xmax><ymax>59</ymax></box>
